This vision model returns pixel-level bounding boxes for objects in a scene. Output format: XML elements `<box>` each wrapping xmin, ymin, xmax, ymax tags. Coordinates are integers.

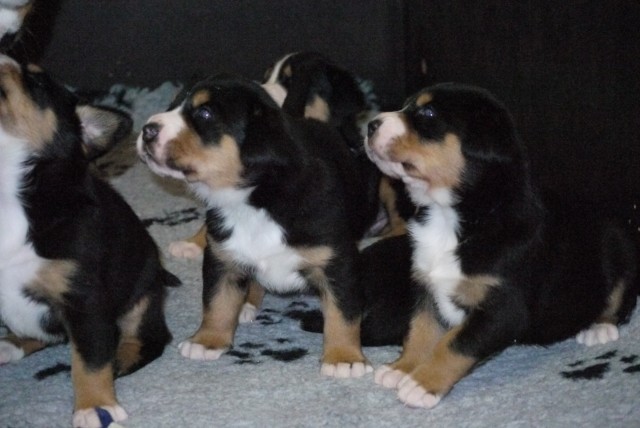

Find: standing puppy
<box><xmin>0</xmin><ymin>55</ymin><xmax>178</xmax><ymax>427</ymax></box>
<box><xmin>137</xmin><ymin>75</ymin><xmax>378</xmax><ymax>377</ymax></box>
<box><xmin>365</xmin><ymin>83</ymin><xmax>638</xmax><ymax>408</ymax></box>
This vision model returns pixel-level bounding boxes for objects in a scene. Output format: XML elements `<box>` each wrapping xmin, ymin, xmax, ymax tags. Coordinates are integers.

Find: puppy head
<box><xmin>365</xmin><ymin>83</ymin><xmax>522</xmax><ymax>206</ymax></box>
<box><xmin>137</xmin><ymin>75</ymin><xmax>289</xmax><ymax>191</ymax></box>
<box><xmin>0</xmin><ymin>54</ymin><xmax>131</xmax><ymax>159</ymax></box>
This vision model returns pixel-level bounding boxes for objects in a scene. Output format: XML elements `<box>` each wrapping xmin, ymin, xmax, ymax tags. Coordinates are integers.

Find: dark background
<box><xmin>14</xmin><ymin>0</ymin><xmax>640</xmax><ymax>238</ymax></box>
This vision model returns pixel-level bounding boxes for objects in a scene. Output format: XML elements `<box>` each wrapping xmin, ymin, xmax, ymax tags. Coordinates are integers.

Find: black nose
<box><xmin>367</xmin><ymin>119</ymin><xmax>381</xmax><ymax>138</ymax></box>
<box><xmin>142</xmin><ymin>123</ymin><xmax>161</xmax><ymax>144</ymax></box>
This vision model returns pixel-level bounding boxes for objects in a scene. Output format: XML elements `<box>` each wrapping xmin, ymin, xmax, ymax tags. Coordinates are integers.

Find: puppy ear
<box><xmin>76</xmin><ymin>105</ymin><xmax>133</xmax><ymax>160</ymax></box>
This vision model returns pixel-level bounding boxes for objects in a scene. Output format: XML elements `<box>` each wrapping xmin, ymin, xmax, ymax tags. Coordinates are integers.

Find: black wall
<box><xmin>18</xmin><ymin>0</ymin><xmax>640</xmax><ymax>238</ymax></box>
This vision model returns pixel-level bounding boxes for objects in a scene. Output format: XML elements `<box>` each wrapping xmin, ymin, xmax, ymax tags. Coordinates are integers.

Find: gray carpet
<box><xmin>1</xmin><ymin>84</ymin><xmax>639</xmax><ymax>428</ymax></box>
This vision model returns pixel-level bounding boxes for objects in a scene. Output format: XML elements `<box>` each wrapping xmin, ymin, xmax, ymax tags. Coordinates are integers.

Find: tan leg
<box><xmin>375</xmin><ymin>309</ymin><xmax>443</xmax><ymax>388</ymax></box>
<box><xmin>319</xmin><ymin>293</ymin><xmax>370</xmax><ymax>378</ymax></box>
<box><xmin>179</xmin><ymin>272</ymin><xmax>245</xmax><ymax>360</ymax></box>
<box><xmin>397</xmin><ymin>326</ymin><xmax>476</xmax><ymax>408</ymax></box>
<box><xmin>71</xmin><ymin>345</ymin><xmax>127</xmax><ymax>427</ymax></box>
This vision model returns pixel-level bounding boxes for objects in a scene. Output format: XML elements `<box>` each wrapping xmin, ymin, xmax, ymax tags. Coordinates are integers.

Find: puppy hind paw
<box><xmin>238</xmin><ymin>303</ymin><xmax>258</xmax><ymax>324</ymax></box>
<box><xmin>178</xmin><ymin>340</ymin><xmax>227</xmax><ymax>360</ymax></box>
<box><xmin>374</xmin><ymin>365</ymin><xmax>407</xmax><ymax>389</ymax></box>
<box><xmin>72</xmin><ymin>405</ymin><xmax>127</xmax><ymax>428</ymax></box>
<box><xmin>576</xmin><ymin>323</ymin><xmax>619</xmax><ymax>346</ymax></box>
<box><xmin>321</xmin><ymin>361</ymin><xmax>373</xmax><ymax>378</ymax></box>
<box><xmin>168</xmin><ymin>241</ymin><xmax>203</xmax><ymax>259</ymax></box>
<box><xmin>0</xmin><ymin>340</ymin><xmax>24</xmax><ymax>364</ymax></box>
<box><xmin>397</xmin><ymin>377</ymin><xmax>442</xmax><ymax>409</ymax></box>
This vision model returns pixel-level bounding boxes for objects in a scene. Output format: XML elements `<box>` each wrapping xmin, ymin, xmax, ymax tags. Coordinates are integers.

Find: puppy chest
<box><xmin>410</xmin><ymin>207</ymin><xmax>466</xmax><ymax>326</ymax></box>
<box><xmin>218</xmin><ymin>205</ymin><xmax>306</xmax><ymax>293</ymax></box>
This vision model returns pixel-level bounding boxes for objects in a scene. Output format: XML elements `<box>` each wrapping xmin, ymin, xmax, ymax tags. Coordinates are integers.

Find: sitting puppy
<box><xmin>137</xmin><ymin>75</ymin><xmax>380</xmax><ymax>377</ymax></box>
<box><xmin>0</xmin><ymin>55</ymin><xmax>179</xmax><ymax>427</ymax></box>
<box><xmin>365</xmin><ymin>83</ymin><xmax>639</xmax><ymax>408</ymax></box>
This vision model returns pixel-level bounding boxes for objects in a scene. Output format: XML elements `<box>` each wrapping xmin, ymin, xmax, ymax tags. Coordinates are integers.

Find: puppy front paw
<box><xmin>374</xmin><ymin>365</ymin><xmax>408</xmax><ymax>389</ymax></box>
<box><xmin>168</xmin><ymin>241</ymin><xmax>203</xmax><ymax>259</ymax></box>
<box><xmin>178</xmin><ymin>340</ymin><xmax>227</xmax><ymax>360</ymax></box>
<box><xmin>0</xmin><ymin>340</ymin><xmax>24</xmax><ymax>364</ymax></box>
<box><xmin>576</xmin><ymin>323</ymin><xmax>619</xmax><ymax>346</ymax></box>
<box><xmin>72</xmin><ymin>405</ymin><xmax>127</xmax><ymax>428</ymax></box>
<box><xmin>397</xmin><ymin>376</ymin><xmax>442</xmax><ymax>409</ymax></box>
<box><xmin>321</xmin><ymin>361</ymin><xmax>373</xmax><ymax>378</ymax></box>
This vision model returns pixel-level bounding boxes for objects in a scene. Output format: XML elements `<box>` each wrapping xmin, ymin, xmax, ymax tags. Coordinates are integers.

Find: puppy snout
<box><xmin>367</xmin><ymin>119</ymin><xmax>381</xmax><ymax>139</ymax></box>
<box><xmin>142</xmin><ymin>123</ymin><xmax>161</xmax><ymax>144</ymax></box>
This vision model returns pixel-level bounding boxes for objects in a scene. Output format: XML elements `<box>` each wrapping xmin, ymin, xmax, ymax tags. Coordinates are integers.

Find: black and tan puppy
<box><xmin>0</xmin><ymin>55</ymin><xmax>179</xmax><ymax>427</ymax></box>
<box><xmin>365</xmin><ymin>83</ymin><xmax>638</xmax><ymax>408</ymax></box>
<box><xmin>137</xmin><ymin>75</ymin><xmax>380</xmax><ymax>377</ymax></box>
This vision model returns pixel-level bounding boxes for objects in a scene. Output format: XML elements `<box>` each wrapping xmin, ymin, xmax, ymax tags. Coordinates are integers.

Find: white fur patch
<box><xmin>410</xmin><ymin>204</ymin><xmax>466</xmax><ymax>327</ymax></box>
<box><xmin>0</xmin><ymin>8</ymin><xmax>24</xmax><ymax>36</ymax></box>
<box><xmin>261</xmin><ymin>53</ymin><xmax>294</xmax><ymax>107</ymax></box>
<box><xmin>196</xmin><ymin>187</ymin><xmax>307</xmax><ymax>294</ymax></box>
<box><xmin>0</xmin><ymin>134</ymin><xmax>57</xmax><ymax>343</ymax></box>
<box><xmin>364</xmin><ymin>112</ymin><xmax>407</xmax><ymax>179</ymax></box>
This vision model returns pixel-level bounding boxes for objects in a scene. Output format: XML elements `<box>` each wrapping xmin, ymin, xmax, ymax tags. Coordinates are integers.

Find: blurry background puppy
<box><xmin>0</xmin><ymin>0</ymin><xmax>60</xmax><ymax>62</ymax></box>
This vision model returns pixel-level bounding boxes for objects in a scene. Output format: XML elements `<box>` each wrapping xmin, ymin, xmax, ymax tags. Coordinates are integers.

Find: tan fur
<box><xmin>3</xmin><ymin>333</ymin><xmax>47</xmax><ymax>356</ymax></box>
<box><xmin>71</xmin><ymin>346</ymin><xmax>117</xmax><ymax>411</ymax></box>
<box><xmin>0</xmin><ymin>63</ymin><xmax>57</xmax><ymax>149</ymax></box>
<box><xmin>415</xmin><ymin>93</ymin><xmax>433</xmax><ymax>107</ymax></box>
<box><xmin>388</xmin><ymin>309</ymin><xmax>443</xmax><ymax>374</ymax></box>
<box><xmin>28</xmin><ymin>260</ymin><xmax>76</xmax><ymax>303</ymax></box>
<box><xmin>379</xmin><ymin>176</ymin><xmax>408</xmax><ymax>237</ymax></box>
<box><xmin>191</xmin><ymin>89</ymin><xmax>211</xmax><ymax>108</ymax></box>
<box><xmin>190</xmin><ymin>265</ymin><xmax>245</xmax><ymax>350</ymax></box>
<box><xmin>245</xmin><ymin>279</ymin><xmax>266</xmax><ymax>309</ymax></box>
<box><xmin>597</xmin><ymin>282</ymin><xmax>626</xmax><ymax>324</ymax></box>
<box><xmin>453</xmin><ymin>275</ymin><xmax>502</xmax><ymax>309</ymax></box>
<box><xmin>304</xmin><ymin>95</ymin><xmax>330</xmax><ymax>122</ymax></box>
<box><xmin>168</xmin><ymin>132</ymin><xmax>243</xmax><ymax>188</ymax></box>
<box><xmin>320</xmin><ymin>293</ymin><xmax>366</xmax><ymax>366</ymax></box>
<box><xmin>389</xmin><ymin>132</ymin><xmax>465</xmax><ymax>189</ymax></box>
<box><xmin>408</xmin><ymin>326</ymin><xmax>477</xmax><ymax>396</ymax></box>
<box><xmin>115</xmin><ymin>297</ymin><xmax>150</xmax><ymax>374</ymax></box>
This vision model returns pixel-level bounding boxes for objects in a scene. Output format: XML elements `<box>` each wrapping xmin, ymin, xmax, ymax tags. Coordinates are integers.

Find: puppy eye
<box><xmin>194</xmin><ymin>106</ymin><xmax>213</xmax><ymax>121</ymax></box>
<box><xmin>417</xmin><ymin>105</ymin><xmax>437</xmax><ymax>118</ymax></box>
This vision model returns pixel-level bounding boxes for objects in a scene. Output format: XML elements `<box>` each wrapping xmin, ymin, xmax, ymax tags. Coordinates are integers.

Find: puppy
<box><xmin>168</xmin><ymin>52</ymin><xmax>393</xmax><ymax>323</ymax></box>
<box><xmin>0</xmin><ymin>55</ymin><xmax>179</xmax><ymax>427</ymax></box>
<box><xmin>365</xmin><ymin>83</ymin><xmax>639</xmax><ymax>408</ymax></box>
<box><xmin>137</xmin><ymin>75</ymin><xmax>380</xmax><ymax>377</ymax></box>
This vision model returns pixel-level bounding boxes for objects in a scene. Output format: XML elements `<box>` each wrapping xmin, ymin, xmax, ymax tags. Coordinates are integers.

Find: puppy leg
<box><xmin>168</xmin><ymin>224</ymin><xmax>207</xmax><ymax>259</ymax></box>
<box><xmin>179</xmin><ymin>270</ymin><xmax>245</xmax><ymax>360</ymax></box>
<box><xmin>375</xmin><ymin>309</ymin><xmax>442</xmax><ymax>388</ymax></box>
<box><xmin>396</xmin><ymin>326</ymin><xmax>476</xmax><ymax>409</ymax></box>
<box><xmin>238</xmin><ymin>279</ymin><xmax>265</xmax><ymax>324</ymax></box>
<box><xmin>70</xmin><ymin>345</ymin><xmax>127</xmax><ymax>428</ymax></box>
<box><xmin>115</xmin><ymin>293</ymin><xmax>171</xmax><ymax>376</ymax></box>
<box><xmin>319</xmin><ymin>293</ymin><xmax>371</xmax><ymax>378</ymax></box>
<box><xmin>0</xmin><ymin>333</ymin><xmax>48</xmax><ymax>364</ymax></box>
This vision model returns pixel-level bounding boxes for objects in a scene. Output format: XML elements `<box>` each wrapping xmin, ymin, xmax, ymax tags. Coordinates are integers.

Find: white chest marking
<box><xmin>0</xmin><ymin>137</ymin><xmax>58</xmax><ymax>342</ymax></box>
<box><xmin>199</xmin><ymin>187</ymin><xmax>306</xmax><ymax>293</ymax></box>
<box><xmin>410</xmin><ymin>204</ymin><xmax>466</xmax><ymax>326</ymax></box>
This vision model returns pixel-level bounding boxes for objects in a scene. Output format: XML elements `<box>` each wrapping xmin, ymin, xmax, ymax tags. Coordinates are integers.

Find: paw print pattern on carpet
<box><xmin>141</xmin><ymin>207</ymin><xmax>201</xmax><ymax>227</ymax></box>
<box><xmin>561</xmin><ymin>350</ymin><xmax>640</xmax><ymax>380</ymax></box>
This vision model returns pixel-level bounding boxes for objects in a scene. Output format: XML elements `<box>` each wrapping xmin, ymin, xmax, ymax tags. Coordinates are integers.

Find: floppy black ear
<box><xmin>76</xmin><ymin>105</ymin><xmax>133</xmax><ymax>160</ymax></box>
